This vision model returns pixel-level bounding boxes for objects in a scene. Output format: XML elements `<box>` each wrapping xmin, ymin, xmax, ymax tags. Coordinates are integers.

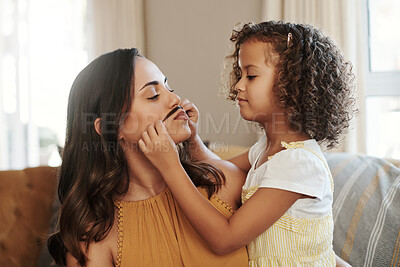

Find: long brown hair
<box><xmin>48</xmin><ymin>48</ymin><xmax>225</xmax><ymax>266</ymax></box>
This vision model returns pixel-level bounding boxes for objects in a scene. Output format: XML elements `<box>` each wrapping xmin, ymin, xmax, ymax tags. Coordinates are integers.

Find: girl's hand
<box><xmin>180</xmin><ymin>98</ymin><xmax>220</xmax><ymax>161</ymax></box>
<box><xmin>181</xmin><ymin>99</ymin><xmax>199</xmax><ymax>141</ymax></box>
<box><xmin>138</xmin><ymin>120</ymin><xmax>181</xmax><ymax>170</ymax></box>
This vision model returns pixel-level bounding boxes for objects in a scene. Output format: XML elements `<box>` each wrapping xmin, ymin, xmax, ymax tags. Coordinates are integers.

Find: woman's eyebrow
<box><xmin>140</xmin><ymin>77</ymin><xmax>167</xmax><ymax>91</ymax></box>
<box><xmin>140</xmin><ymin>81</ymin><xmax>159</xmax><ymax>91</ymax></box>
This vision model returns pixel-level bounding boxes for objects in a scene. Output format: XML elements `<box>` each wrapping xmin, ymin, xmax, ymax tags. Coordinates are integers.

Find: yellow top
<box><xmin>114</xmin><ymin>187</ymin><xmax>248</xmax><ymax>267</ymax></box>
<box><xmin>243</xmin><ymin>139</ymin><xmax>336</xmax><ymax>266</ymax></box>
<box><xmin>243</xmin><ymin>185</ymin><xmax>335</xmax><ymax>266</ymax></box>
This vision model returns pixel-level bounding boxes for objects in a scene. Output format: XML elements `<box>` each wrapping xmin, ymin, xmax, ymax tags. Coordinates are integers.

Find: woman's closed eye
<box><xmin>246</xmin><ymin>75</ymin><xmax>256</xmax><ymax>80</ymax></box>
<box><xmin>148</xmin><ymin>94</ymin><xmax>160</xmax><ymax>100</ymax></box>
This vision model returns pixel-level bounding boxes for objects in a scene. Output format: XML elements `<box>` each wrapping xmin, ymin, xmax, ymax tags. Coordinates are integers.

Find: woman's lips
<box><xmin>162</xmin><ymin>106</ymin><xmax>188</xmax><ymax>122</ymax></box>
<box><xmin>162</xmin><ymin>106</ymin><xmax>183</xmax><ymax>122</ymax></box>
<box><xmin>174</xmin><ymin>110</ymin><xmax>189</xmax><ymax>120</ymax></box>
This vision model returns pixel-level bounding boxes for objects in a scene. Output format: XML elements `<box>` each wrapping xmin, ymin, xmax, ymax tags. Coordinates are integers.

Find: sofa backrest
<box><xmin>325</xmin><ymin>153</ymin><xmax>400</xmax><ymax>267</ymax></box>
<box><xmin>0</xmin><ymin>166</ymin><xmax>58</xmax><ymax>267</ymax></box>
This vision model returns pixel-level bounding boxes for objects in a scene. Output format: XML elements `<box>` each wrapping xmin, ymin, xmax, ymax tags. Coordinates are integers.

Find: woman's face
<box><xmin>119</xmin><ymin>57</ymin><xmax>191</xmax><ymax>146</ymax></box>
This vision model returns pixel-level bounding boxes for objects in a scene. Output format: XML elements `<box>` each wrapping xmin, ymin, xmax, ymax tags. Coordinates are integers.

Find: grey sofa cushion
<box><xmin>325</xmin><ymin>153</ymin><xmax>400</xmax><ymax>267</ymax></box>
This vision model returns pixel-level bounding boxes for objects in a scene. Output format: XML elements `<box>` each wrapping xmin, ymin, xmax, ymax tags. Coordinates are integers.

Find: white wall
<box><xmin>144</xmin><ymin>0</ymin><xmax>262</xmax><ymax>147</ymax></box>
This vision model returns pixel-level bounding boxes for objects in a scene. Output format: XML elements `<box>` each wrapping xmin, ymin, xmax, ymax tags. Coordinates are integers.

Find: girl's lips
<box><xmin>237</xmin><ymin>97</ymin><xmax>248</xmax><ymax>104</ymax></box>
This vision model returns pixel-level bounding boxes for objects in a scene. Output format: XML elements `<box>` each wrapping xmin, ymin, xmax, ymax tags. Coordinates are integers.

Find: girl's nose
<box><xmin>235</xmin><ymin>77</ymin><xmax>245</xmax><ymax>92</ymax></box>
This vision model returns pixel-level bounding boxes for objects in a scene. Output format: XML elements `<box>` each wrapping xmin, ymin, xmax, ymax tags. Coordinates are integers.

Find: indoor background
<box><xmin>0</xmin><ymin>0</ymin><xmax>399</xmax><ymax>170</ymax></box>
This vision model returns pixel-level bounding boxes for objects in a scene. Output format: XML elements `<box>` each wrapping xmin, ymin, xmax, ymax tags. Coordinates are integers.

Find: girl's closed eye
<box><xmin>247</xmin><ymin>75</ymin><xmax>256</xmax><ymax>80</ymax></box>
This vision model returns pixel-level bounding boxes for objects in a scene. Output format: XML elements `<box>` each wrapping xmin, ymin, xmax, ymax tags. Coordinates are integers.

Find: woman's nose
<box><xmin>169</xmin><ymin>91</ymin><xmax>181</xmax><ymax>108</ymax></box>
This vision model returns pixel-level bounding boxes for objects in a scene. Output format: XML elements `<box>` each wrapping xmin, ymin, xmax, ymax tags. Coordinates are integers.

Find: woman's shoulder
<box><xmin>66</xmin><ymin>216</ymin><xmax>118</xmax><ymax>266</ymax></box>
<box><xmin>200</xmin><ymin>159</ymin><xmax>246</xmax><ymax>209</ymax></box>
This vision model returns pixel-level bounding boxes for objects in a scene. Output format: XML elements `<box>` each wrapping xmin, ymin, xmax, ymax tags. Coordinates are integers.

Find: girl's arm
<box><xmin>139</xmin><ymin>121</ymin><xmax>302</xmax><ymax>254</ymax></box>
<box><xmin>182</xmin><ymin>99</ymin><xmax>251</xmax><ymax>172</ymax></box>
<box><xmin>161</xmin><ymin>163</ymin><xmax>300</xmax><ymax>254</ymax></box>
<box><xmin>186</xmin><ymin>134</ymin><xmax>221</xmax><ymax>161</ymax></box>
<box><xmin>226</xmin><ymin>150</ymin><xmax>251</xmax><ymax>173</ymax></box>
<box><xmin>181</xmin><ymin>99</ymin><xmax>220</xmax><ymax>161</ymax></box>
<box><xmin>336</xmin><ymin>256</ymin><xmax>352</xmax><ymax>267</ymax></box>
<box><xmin>201</xmin><ymin>158</ymin><xmax>246</xmax><ymax>208</ymax></box>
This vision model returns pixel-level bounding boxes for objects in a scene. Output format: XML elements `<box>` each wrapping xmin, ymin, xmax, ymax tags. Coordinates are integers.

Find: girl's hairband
<box><xmin>287</xmin><ymin>33</ymin><xmax>293</xmax><ymax>48</ymax></box>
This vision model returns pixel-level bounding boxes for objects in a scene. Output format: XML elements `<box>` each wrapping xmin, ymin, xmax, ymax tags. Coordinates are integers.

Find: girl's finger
<box><xmin>181</xmin><ymin>98</ymin><xmax>190</xmax><ymax>106</ymax></box>
<box><xmin>182</xmin><ymin>99</ymin><xmax>194</xmax><ymax>111</ymax></box>
<box><xmin>155</xmin><ymin>120</ymin><xmax>168</xmax><ymax>138</ymax></box>
<box><xmin>138</xmin><ymin>139</ymin><xmax>147</xmax><ymax>152</ymax></box>
<box><xmin>141</xmin><ymin>131</ymin><xmax>151</xmax><ymax>144</ymax></box>
<box><xmin>147</xmin><ymin>123</ymin><xmax>158</xmax><ymax>137</ymax></box>
<box><xmin>182</xmin><ymin>103</ymin><xmax>193</xmax><ymax>113</ymax></box>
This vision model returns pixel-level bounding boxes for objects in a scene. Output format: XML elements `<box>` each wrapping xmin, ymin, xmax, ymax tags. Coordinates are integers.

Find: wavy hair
<box><xmin>225</xmin><ymin>21</ymin><xmax>356</xmax><ymax>148</ymax></box>
<box><xmin>48</xmin><ymin>48</ymin><xmax>225</xmax><ymax>266</ymax></box>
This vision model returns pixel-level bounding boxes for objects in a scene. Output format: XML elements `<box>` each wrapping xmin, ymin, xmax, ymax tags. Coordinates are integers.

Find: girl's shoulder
<box><xmin>270</xmin><ymin>139</ymin><xmax>324</xmax><ymax>164</ymax></box>
<box><xmin>252</xmin><ymin>139</ymin><xmax>332</xmax><ymax>200</ymax></box>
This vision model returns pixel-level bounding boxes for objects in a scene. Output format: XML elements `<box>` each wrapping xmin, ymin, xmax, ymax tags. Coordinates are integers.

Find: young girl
<box><xmin>139</xmin><ymin>21</ymin><xmax>355</xmax><ymax>266</ymax></box>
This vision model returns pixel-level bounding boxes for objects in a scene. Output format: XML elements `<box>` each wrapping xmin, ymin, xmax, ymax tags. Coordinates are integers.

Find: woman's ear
<box><xmin>94</xmin><ymin>118</ymin><xmax>101</xmax><ymax>136</ymax></box>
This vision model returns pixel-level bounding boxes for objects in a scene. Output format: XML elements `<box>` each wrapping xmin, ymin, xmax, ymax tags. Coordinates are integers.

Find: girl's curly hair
<box><xmin>225</xmin><ymin>21</ymin><xmax>357</xmax><ymax>148</ymax></box>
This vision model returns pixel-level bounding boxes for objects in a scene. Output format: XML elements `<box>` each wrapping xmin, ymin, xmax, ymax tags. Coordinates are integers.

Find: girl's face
<box><xmin>235</xmin><ymin>40</ymin><xmax>283</xmax><ymax>124</ymax></box>
<box><xmin>119</xmin><ymin>57</ymin><xmax>191</xmax><ymax>145</ymax></box>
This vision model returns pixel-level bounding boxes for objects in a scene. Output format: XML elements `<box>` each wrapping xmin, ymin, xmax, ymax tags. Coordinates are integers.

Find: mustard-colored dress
<box><xmin>114</xmin><ymin>187</ymin><xmax>248</xmax><ymax>267</ymax></box>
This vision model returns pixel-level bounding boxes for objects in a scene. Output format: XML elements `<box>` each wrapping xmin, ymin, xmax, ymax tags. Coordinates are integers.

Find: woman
<box><xmin>47</xmin><ymin>48</ymin><xmax>248</xmax><ymax>266</ymax></box>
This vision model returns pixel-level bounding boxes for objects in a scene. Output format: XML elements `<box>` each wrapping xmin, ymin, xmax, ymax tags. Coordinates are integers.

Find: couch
<box><xmin>0</xmin><ymin>152</ymin><xmax>399</xmax><ymax>267</ymax></box>
<box><xmin>0</xmin><ymin>167</ymin><xmax>58</xmax><ymax>267</ymax></box>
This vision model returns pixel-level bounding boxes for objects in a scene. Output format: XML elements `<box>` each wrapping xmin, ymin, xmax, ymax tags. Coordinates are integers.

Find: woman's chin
<box><xmin>170</xmin><ymin>129</ymin><xmax>191</xmax><ymax>144</ymax></box>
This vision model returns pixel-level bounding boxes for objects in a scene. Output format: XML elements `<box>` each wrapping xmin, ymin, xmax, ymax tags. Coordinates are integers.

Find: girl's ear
<box><xmin>94</xmin><ymin>118</ymin><xmax>102</xmax><ymax>136</ymax></box>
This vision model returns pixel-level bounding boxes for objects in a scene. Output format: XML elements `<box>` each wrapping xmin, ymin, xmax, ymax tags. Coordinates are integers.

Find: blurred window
<box><xmin>365</xmin><ymin>0</ymin><xmax>400</xmax><ymax>159</ymax></box>
<box><xmin>0</xmin><ymin>0</ymin><xmax>88</xmax><ymax>170</ymax></box>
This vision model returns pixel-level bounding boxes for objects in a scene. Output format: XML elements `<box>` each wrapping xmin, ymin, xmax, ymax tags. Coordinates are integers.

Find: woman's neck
<box><xmin>121</xmin><ymin>148</ymin><xmax>167</xmax><ymax>202</ymax></box>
